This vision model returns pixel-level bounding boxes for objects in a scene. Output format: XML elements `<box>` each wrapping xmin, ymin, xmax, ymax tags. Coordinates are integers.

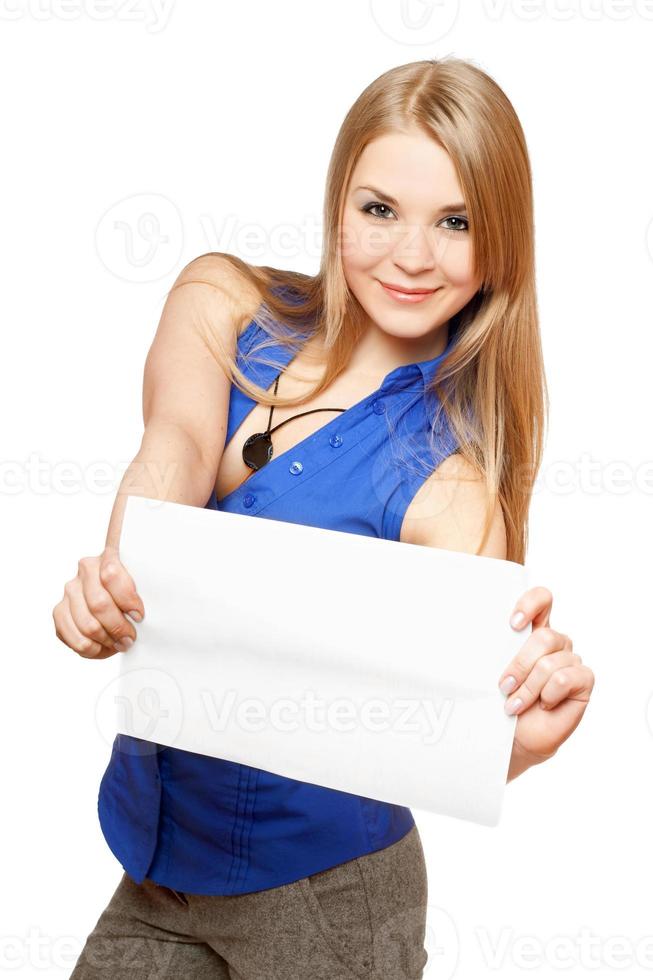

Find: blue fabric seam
<box><xmin>235</xmin><ymin>766</ymin><xmax>257</xmax><ymax>893</ymax></box>
<box><xmin>232</xmin><ymin>766</ymin><xmax>251</xmax><ymax>893</ymax></box>
<box><xmin>226</xmin><ymin>764</ymin><xmax>244</xmax><ymax>889</ymax></box>
<box><xmin>243</xmin><ymin>767</ymin><xmax>260</xmax><ymax>884</ymax></box>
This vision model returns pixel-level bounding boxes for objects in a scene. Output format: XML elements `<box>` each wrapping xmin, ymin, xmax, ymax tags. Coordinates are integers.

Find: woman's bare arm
<box><xmin>53</xmin><ymin>254</ymin><xmax>259</xmax><ymax>659</ymax></box>
<box><xmin>105</xmin><ymin>254</ymin><xmax>257</xmax><ymax>551</ymax></box>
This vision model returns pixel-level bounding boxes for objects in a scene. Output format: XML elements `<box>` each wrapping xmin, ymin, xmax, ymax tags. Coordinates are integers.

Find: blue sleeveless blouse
<box><xmin>97</xmin><ymin>314</ymin><xmax>460</xmax><ymax>895</ymax></box>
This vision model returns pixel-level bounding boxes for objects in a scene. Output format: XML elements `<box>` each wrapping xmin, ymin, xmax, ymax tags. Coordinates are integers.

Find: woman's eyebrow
<box><xmin>354</xmin><ymin>184</ymin><xmax>467</xmax><ymax>214</ymax></box>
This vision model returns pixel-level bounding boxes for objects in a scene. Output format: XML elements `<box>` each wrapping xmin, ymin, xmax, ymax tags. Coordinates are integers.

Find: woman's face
<box><xmin>341</xmin><ymin>125</ymin><xmax>482</xmax><ymax>351</ymax></box>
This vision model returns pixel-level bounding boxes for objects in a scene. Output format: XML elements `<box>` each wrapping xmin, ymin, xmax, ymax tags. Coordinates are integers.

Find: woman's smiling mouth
<box><xmin>378</xmin><ymin>280</ymin><xmax>441</xmax><ymax>303</ymax></box>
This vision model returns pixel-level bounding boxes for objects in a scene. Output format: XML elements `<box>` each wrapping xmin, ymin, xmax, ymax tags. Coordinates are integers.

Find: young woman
<box><xmin>57</xmin><ymin>57</ymin><xmax>594</xmax><ymax>978</ymax></box>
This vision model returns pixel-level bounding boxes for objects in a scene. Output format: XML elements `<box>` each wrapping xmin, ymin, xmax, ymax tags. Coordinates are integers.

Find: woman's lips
<box><xmin>378</xmin><ymin>281</ymin><xmax>440</xmax><ymax>304</ymax></box>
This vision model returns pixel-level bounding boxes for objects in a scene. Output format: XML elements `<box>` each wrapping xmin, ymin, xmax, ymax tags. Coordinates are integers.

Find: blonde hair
<box><xmin>167</xmin><ymin>56</ymin><xmax>547</xmax><ymax>565</ymax></box>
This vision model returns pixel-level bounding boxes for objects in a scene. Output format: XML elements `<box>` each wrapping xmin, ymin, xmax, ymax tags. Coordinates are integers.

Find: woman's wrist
<box><xmin>507</xmin><ymin>738</ymin><xmax>553</xmax><ymax>783</ymax></box>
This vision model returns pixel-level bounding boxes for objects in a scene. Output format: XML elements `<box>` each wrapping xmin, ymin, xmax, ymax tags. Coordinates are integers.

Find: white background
<box><xmin>2</xmin><ymin>1</ymin><xmax>652</xmax><ymax>977</ymax></box>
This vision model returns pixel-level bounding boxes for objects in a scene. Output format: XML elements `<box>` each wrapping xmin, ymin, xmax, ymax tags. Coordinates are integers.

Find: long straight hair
<box><xmin>167</xmin><ymin>57</ymin><xmax>547</xmax><ymax>565</ymax></box>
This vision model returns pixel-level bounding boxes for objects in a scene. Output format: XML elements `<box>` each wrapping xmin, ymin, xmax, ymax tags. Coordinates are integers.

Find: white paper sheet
<box><xmin>115</xmin><ymin>494</ymin><xmax>529</xmax><ymax>826</ymax></box>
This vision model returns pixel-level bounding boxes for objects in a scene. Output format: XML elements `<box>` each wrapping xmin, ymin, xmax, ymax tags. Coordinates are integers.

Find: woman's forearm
<box><xmin>105</xmin><ymin>421</ymin><xmax>217</xmax><ymax>552</ymax></box>
<box><xmin>507</xmin><ymin>739</ymin><xmax>552</xmax><ymax>783</ymax></box>
<box><xmin>507</xmin><ymin>743</ymin><xmax>532</xmax><ymax>782</ymax></box>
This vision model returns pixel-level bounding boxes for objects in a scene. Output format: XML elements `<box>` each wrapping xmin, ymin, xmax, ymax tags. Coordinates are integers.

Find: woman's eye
<box><xmin>441</xmin><ymin>215</ymin><xmax>469</xmax><ymax>233</ymax></box>
<box><xmin>362</xmin><ymin>202</ymin><xmax>395</xmax><ymax>220</ymax></box>
<box><xmin>362</xmin><ymin>204</ymin><xmax>469</xmax><ymax>233</ymax></box>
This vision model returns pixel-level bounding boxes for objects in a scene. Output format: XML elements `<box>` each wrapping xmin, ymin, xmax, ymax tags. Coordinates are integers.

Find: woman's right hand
<box><xmin>52</xmin><ymin>545</ymin><xmax>145</xmax><ymax>660</ymax></box>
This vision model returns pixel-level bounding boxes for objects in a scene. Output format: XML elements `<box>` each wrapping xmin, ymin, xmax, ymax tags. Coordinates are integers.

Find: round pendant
<box><xmin>242</xmin><ymin>431</ymin><xmax>274</xmax><ymax>471</ymax></box>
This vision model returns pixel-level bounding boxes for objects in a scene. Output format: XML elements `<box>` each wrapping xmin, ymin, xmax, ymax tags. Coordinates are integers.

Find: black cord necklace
<box><xmin>242</xmin><ymin>372</ymin><xmax>346</xmax><ymax>471</ymax></box>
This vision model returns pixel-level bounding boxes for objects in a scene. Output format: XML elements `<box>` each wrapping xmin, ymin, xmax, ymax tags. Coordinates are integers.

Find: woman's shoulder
<box><xmin>173</xmin><ymin>252</ymin><xmax>265</xmax><ymax>338</ymax></box>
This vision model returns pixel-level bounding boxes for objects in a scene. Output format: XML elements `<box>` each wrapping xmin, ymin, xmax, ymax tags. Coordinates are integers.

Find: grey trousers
<box><xmin>70</xmin><ymin>824</ymin><xmax>429</xmax><ymax>979</ymax></box>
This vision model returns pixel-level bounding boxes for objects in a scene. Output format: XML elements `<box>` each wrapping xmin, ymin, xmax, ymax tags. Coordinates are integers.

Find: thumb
<box><xmin>100</xmin><ymin>545</ymin><xmax>145</xmax><ymax>623</ymax></box>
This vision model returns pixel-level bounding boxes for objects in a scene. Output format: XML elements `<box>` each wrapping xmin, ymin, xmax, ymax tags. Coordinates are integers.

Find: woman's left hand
<box><xmin>498</xmin><ymin>586</ymin><xmax>595</xmax><ymax>780</ymax></box>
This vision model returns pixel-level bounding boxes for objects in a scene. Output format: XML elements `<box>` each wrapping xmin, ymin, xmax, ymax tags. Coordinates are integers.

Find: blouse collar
<box><xmin>378</xmin><ymin>323</ymin><xmax>457</xmax><ymax>394</ymax></box>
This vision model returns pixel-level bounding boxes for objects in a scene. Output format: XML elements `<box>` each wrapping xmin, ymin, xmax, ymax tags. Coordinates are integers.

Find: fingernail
<box><xmin>115</xmin><ymin>637</ymin><xmax>133</xmax><ymax>651</ymax></box>
<box><xmin>505</xmin><ymin>697</ymin><xmax>523</xmax><ymax>715</ymax></box>
<box><xmin>510</xmin><ymin>610</ymin><xmax>525</xmax><ymax>629</ymax></box>
<box><xmin>500</xmin><ymin>675</ymin><xmax>517</xmax><ymax>695</ymax></box>
<box><xmin>127</xmin><ymin>610</ymin><xmax>143</xmax><ymax>623</ymax></box>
